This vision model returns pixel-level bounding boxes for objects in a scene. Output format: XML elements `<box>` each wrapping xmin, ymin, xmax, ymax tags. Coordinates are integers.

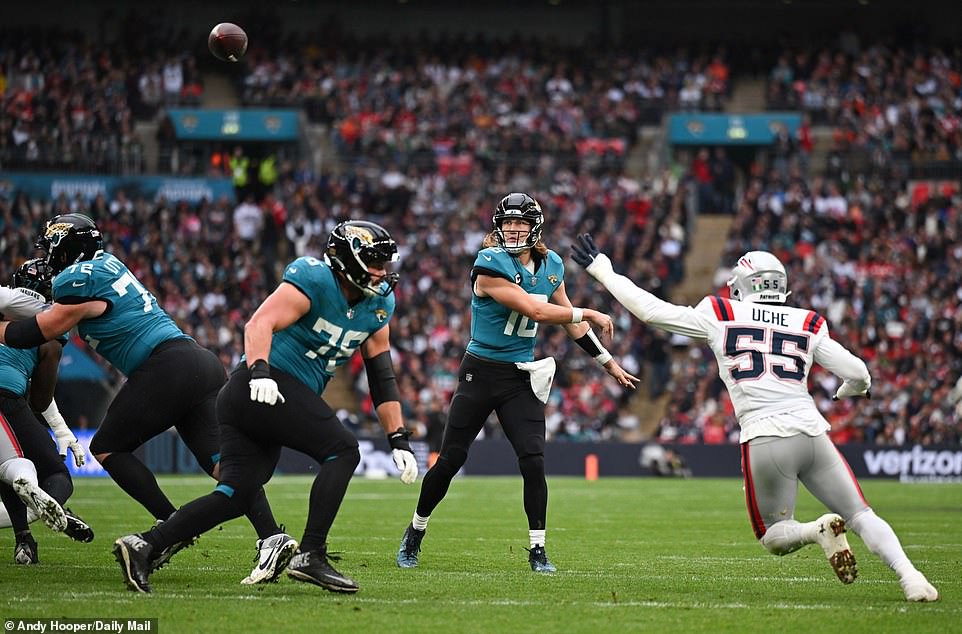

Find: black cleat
<box><xmin>14</xmin><ymin>533</ymin><xmax>39</xmax><ymax>565</ymax></box>
<box><xmin>287</xmin><ymin>547</ymin><xmax>359</xmax><ymax>593</ymax></box>
<box><xmin>63</xmin><ymin>508</ymin><xmax>94</xmax><ymax>543</ymax></box>
<box><xmin>527</xmin><ymin>545</ymin><xmax>557</xmax><ymax>573</ymax></box>
<box><xmin>113</xmin><ymin>534</ymin><xmax>153</xmax><ymax>593</ymax></box>
<box><xmin>149</xmin><ymin>519</ymin><xmax>198</xmax><ymax>572</ymax></box>
<box><xmin>396</xmin><ymin>524</ymin><xmax>425</xmax><ymax>568</ymax></box>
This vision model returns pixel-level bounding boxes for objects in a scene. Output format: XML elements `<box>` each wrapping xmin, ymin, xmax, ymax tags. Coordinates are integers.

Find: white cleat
<box><xmin>814</xmin><ymin>513</ymin><xmax>857</xmax><ymax>584</ymax></box>
<box><xmin>240</xmin><ymin>532</ymin><xmax>298</xmax><ymax>585</ymax></box>
<box><xmin>12</xmin><ymin>478</ymin><xmax>66</xmax><ymax>532</ymax></box>
<box><xmin>901</xmin><ymin>571</ymin><xmax>939</xmax><ymax>602</ymax></box>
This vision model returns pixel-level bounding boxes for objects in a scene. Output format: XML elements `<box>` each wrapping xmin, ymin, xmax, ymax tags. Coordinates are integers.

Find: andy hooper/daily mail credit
<box><xmin>5</xmin><ymin>620</ymin><xmax>155</xmax><ymax>633</ymax></box>
<box><xmin>863</xmin><ymin>445</ymin><xmax>962</xmax><ymax>482</ymax></box>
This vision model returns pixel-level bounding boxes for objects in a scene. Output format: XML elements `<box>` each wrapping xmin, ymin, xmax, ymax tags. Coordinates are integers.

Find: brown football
<box><xmin>208</xmin><ymin>23</ymin><xmax>248</xmax><ymax>63</ymax></box>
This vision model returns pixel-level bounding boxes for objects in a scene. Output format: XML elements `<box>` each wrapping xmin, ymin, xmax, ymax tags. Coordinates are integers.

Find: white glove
<box><xmin>392</xmin><ymin>449</ymin><xmax>418</xmax><ymax>485</ymax></box>
<box><xmin>42</xmin><ymin>400</ymin><xmax>86</xmax><ymax>468</ymax></box>
<box><xmin>54</xmin><ymin>426</ymin><xmax>87</xmax><ymax>468</ymax></box>
<box><xmin>834</xmin><ymin>380</ymin><xmax>872</xmax><ymax>400</ymax></box>
<box><xmin>249</xmin><ymin>377</ymin><xmax>286</xmax><ymax>405</ymax></box>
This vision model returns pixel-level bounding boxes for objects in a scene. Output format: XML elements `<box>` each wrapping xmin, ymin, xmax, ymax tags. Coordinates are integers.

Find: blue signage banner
<box><xmin>0</xmin><ymin>173</ymin><xmax>235</xmax><ymax>205</ymax></box>
<box><xmin>668</xmin><ymin>112</ymin><xmax>802</xmax><ymax>145</ymax></box>
<box><xmin>167</xmin><ymin>108</ymin><xmax>300</xmax><ymax>141</ymax></box>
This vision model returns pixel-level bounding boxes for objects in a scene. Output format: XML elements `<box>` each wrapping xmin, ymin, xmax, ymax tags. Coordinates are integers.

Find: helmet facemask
<box><xmin>726</xmin><ymin>251</ymin><xmax>791</xmax><ymax>304</ymax></box>
<box><xmin>327</xmin><ymin>221</ymin><xmax>400</xmax><ymax>297</ymax></box>
<box><xmin>13</xmin><ymin>257</ymin><xmax>53</xmax><ymax>303</ymax></box>
<box><xmin>493</xmin><ymin>193</ymin><xmax>544</xmax><ymax>255</ymax></box>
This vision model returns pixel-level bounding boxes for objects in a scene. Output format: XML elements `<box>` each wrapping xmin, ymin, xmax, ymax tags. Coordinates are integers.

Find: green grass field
<box><xmin>1</xmin><ymin>475</ymin><xmax>959</xmax><ymax>633</ymax></box>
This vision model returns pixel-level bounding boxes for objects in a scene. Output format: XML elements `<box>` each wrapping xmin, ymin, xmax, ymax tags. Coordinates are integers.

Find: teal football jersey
<box><xmin>270</xmin><ymin>256</ymin><xmax>395</xmax><ymax>395</ymax></box>
<box><xmin>0</xmin><ymin>344</ymin><xmax>38</xmax><ymax>397</ymax></box>
<box><xmin>466</xmin><ymin>247</ymin><xmax>564</xmax><ymax>362</ymax></box>
<box><xmin>52</xmin><ymin>253</ymin><xmax>189</xmax><ymax>376</ymax></box>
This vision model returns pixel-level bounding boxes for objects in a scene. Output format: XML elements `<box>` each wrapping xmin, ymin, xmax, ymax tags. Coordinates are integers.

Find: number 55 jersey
<box><xmin>52</xmin><ymin>252</ymin><xmax>189</xmax><ymax>376</ymax></box>
<box><xmin>647</xmin><ymin>294</ymin><xmax>869</xmax><ymax>442</ymax></box>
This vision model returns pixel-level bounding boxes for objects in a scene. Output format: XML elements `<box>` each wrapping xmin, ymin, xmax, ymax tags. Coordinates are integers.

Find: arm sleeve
<box><xmin>812</xmin><ymin>331</ymin><xmax>871</xmax><ymax>391</ymax></box>
<box><xmin>585</xmin><ymin>254</ymin><xmax>712</xmax><ymax>340</ymax></box>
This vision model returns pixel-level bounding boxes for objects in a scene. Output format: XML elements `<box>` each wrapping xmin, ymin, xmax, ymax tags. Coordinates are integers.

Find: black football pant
<box><xmin>92</xmin><ymin>339</ymin><xmax>277</xmax><ymax>537</ymax></box>
<box><xmin>146</xmin><ymin>366</ymin><xmax>359</xmax><ymax>553</ymax></box>
<box><xmin>416</xmin><ymin>353</ymin><xmax>548</xmax><ymax>530</ymax></box>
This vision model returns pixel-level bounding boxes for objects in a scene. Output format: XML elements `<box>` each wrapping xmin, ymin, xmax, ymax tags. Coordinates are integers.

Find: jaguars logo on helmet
<box><xmin>493</xmin><ymin>193</ymin><xmax>544</xmax><ymax>255</ymax></box>
<box><xmin>326</xmin><ymin>220</ymin><xmax>400</xmax><ymax>297</ymax></box>
<box><xmin>36</xmin><ymin>213</ymin><xmax>103</xmax><ymax>275</ymax></box>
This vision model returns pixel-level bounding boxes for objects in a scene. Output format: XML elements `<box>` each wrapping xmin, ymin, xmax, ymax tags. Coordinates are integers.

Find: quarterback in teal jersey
<box><xmin>397</xmin><ymin>193</ymin><xmax>639</xmax><ymax>573</ymax></box>
<box><xmin>0</xmin><ymin>214</ymin><xmax>282</xmax><ymax>580</ymax></box>
<box><xmin>114</xmin><ymin>220</ymin><xmax>417</xmax><ymax>594</ymax></box>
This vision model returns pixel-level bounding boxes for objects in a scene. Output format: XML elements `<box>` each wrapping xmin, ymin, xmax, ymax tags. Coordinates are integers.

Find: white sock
<box><xmin>412</xmin><ymin>513</ymin><xmax>429</xmax><ymax>531</ymax></box>
<box><xmin>529</xmin><ymin>529</ymin><xmax>546</xmax><ymax>549</ymax></box>
<box><xmin>759</xmin><ymin>519</ymin><xmax>818</xmax><ymax>555</ymax></box>
<box><xmin>0</xmin><ymin>457</ymin><xmax>38</xmax><ymax>486</ymax></box>
<box><xmin>847</xmin><ymin>508</ymin><xmax>916</xmax><ymax>578</ymax></box>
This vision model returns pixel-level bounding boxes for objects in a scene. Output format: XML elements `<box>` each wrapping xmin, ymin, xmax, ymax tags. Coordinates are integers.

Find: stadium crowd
<box><xmin>767</xmin><ymin>40</ymin><xmax>962</xmax><ymax>180</ymax></box>
<box><xmin>656</xmin><ymin>167</ymin><xmax>962</xmax><ymax>447</ymax></box>
<box><xmin>3</xmin><ymin>20</ymin><xmax>961</xmax><ymax>448</ymax></box>
<box><xmin>0</xmin><ymin>20</ymin><xmax>204</xmax><ymax>174</ymax></box>
<box><xmin>0</xmin><ymin>157</ymin><xmax>689</xmax><ymax>445</ymax></box>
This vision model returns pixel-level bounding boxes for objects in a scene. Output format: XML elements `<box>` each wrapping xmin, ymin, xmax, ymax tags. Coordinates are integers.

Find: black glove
<box><xmin>570</xmin><ymin>233</ymin><xmax>600</xmax><ymax>268</ymax></box>
<box><xmin>387</xmin><ymin>428</ymin><xmax>413</xmax><ymax>453</ymax></box>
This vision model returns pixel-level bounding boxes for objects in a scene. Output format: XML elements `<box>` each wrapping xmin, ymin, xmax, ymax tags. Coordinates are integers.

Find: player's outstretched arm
<box><xmin>570</xmin><ymin>234</ymin><xmax>710</xmax><ymax>340</ymax></box>
<box><xmin>0</xmin><ymin>300</ymin><xmax>105</xmax><ymax>349</ymax></box>
<box><xmin>477</xmin><ymin>273</ymin><xmax>613</xmax><ymax>338</ymax></box>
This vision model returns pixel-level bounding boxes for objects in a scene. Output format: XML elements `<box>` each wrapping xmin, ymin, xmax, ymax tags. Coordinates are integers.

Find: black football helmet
<box><xmin>493</xmin><ymin>193</ymin><xmax>544</xmax><ymax>255</ymax></box>
<box><xmin>327</xmin><ymin>220</ymin><xmax>400</xmax><ymax>297</ymax></box>
<box><xmin>13</xmin><ymin>257</ymin><xmax>53</xmax><ymax>303</ymax></box>
<box><xmin>36</xmin><ymin>213</ymin><xmax>103</xmax><ymax>275</ymax></box>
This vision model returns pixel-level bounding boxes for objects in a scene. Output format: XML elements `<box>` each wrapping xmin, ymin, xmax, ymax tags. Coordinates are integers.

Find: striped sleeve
<box><xmin>803</xmin><ymin>311</ymin><xmax>825</xmax><ymax>334</ymax></box>
<box><xmin>709</xmin><ymin>295</ymin><xmax>734</xmax><ymax>321</ymax></box>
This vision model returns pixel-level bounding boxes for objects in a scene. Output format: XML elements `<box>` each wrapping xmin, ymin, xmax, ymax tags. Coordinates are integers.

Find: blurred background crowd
<box><xmin>1</xmin><ymin>2</ymin><xmax>960</xmax><ymax>448</ymax></box>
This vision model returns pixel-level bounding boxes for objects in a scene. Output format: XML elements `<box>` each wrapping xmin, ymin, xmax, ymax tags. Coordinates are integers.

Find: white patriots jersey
<box><xmin>691</xmin><ymin>295</ymin><xmax>847</xmax><ymax>440</ymax></box>
<box><xmin>587</xmin><ymin>256</ymin><xmax>871</xmax><ymax>442</ymax></box>
<box><xmin>0</xmin><ymin>286</ymin><xmax>47</xmax><ymax>319</ymax></box>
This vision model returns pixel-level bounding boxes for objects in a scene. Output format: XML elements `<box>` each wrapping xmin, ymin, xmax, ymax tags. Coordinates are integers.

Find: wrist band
<box><xmin>594</xmin><ymin>351</ymin><xmax>613</xmax><ymax>366</ymax></box>
<box><xmin>570</xmin><ymin>307</ymin><xmax>583</xmax><ymax>324</ymax></box>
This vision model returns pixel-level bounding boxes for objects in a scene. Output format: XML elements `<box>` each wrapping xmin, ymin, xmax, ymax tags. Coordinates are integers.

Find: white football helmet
<box><xmin>727</xmin><ymin>251</ymin><xmax>790</xmax><ymax>304</ymax></box>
